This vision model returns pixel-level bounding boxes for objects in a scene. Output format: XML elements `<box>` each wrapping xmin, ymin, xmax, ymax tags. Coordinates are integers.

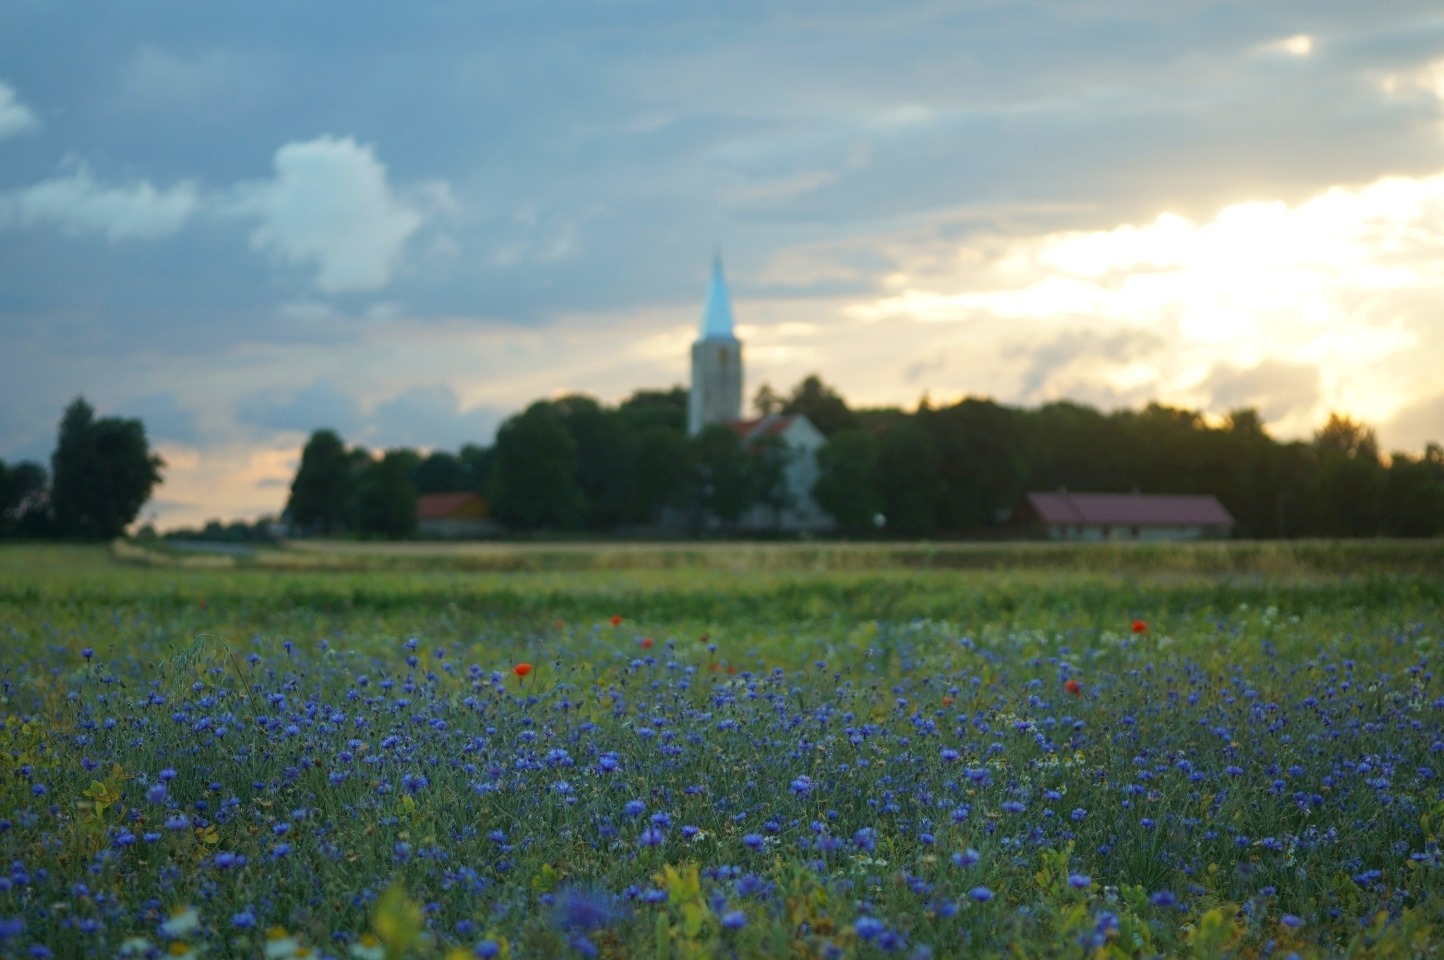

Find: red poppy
<box><xmin>1131</xmin><ymin>619</ymin><xmax>1148</xmax><ymax>634</ymax></box>
<box><xmin>1064</xmin><ymin>678</ymin><xmax>1082</xmax><ymax>696</ymax></box>
<box><xmin>941</xmin><ymin>695</ymin><xmax>954</xmax><ymax>708</ymax></box>
<box><xmin>610</xmin><ymin>615</ymin><xmax>623</xmax><ymax>627</ymax></box>
<box><xmin>640</xmin><ymin>637</ymin><xmax>653</xmax><ymax>649</ymax></box>
<box><xmin>513</xmin><ymin>662</ymin><xmax>533</xmax><ymax>679</ymax></box>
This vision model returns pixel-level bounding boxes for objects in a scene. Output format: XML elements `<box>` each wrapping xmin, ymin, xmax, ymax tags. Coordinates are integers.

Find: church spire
<box><xmin>700</xmin><ymin>254</ymin><xmax>736</xmax><ymax>340</ymax></box>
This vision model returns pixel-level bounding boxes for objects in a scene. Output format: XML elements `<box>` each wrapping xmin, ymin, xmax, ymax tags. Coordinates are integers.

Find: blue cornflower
<box><xmin>232</xmin><ymin>910</ymin><xmax>256</xmax><ymax>929</ymax></box>
<box><xmin>952</xmin><ymin>848</ymin><xmax>980</xmax><ymax>868</ymax></box>
<box><xmin>1071</xmin><ymin>808</ymin><xmax>1087</xmax><ymax>821</ymax></box>
<box><xmin>146</xmin><ymin>783</ymin><xmax>167</xmax><ymax>804</ymax></box>
<box><xmin>624</xmin><ymin>800</ymin><xmax>646</xmax><ymax>817</ymax></box>
<box><xmin>853</xmin><ymin>828</ymin><xmax>876</xmax><ymax>852</ymax></box>
<box><xmin>790</xmin><ymin>775</ymin><xmax>813</xmax><ymax>794</ymax></box>
<box><xmin>1068</xmin><ymin>873</ymin><xmax>1092</xmax><ymax>889</ymax></box>
<box><xmin>273</xmin><ymin>823</ymin><xmax>290</xmax><ymax>836</ymax></box>
<box><xmin>941</xmin><ymin>748</ymin><xmax>960</xmax><ymax>762</ymax></box>
<box><xmin>969</xmin><ymin>886</ymin><xmax>993</xmax><ymax>902</ymax></box>
<box><xmin>639</xmin><ymin>828</ymin><xmax>665</xmax><ymax>847</ymax></box>
<box><xmin>1281</xmin><ymin>914</ymin><xmax>1304</xmax><ymax>929</ymax></box>
<box><xmin>272</xmin><ymin>843</ymin><xmax>291</xmax><ymax>859</ymax></box>
<box><xmin>598</xmin><ymin>754</ymin><xmax>620</xmax><ymax>773</ymax></box>
<box><xmin>856</xmin><ymin>917</ymin><xmax>885</xmax><ymax>941</ymax></box>
<box><xmin>159</xmin><ymin>769</ymin><xmax>177</xmax><ymax>782</ymax></box>
<box><xmin>1001</xmin><ymin>800</ymin><xmax>1025</xmax><ymax>814</ymax></box>
<box><xmin>721</xmin><ymin>910</ymin><xmax>747</xmax><ymax>931</ymax></box>
<box><xmin>1150</xmin><ymin>890</ymin><xmax>1177</xmax><ymax>908</ymax></box>
<box><xmin>81</xmin><ymin>648</ymin><xmax>94</xmax><ymax>661</ymax></box>
<box><xmin>743</xmin><ymin>834</ymin><xmax>764</xmax><ymax>851</ymax></box>
<box><xmin>477</xmin><ymin>941</ymin><xmax>500</xmax><ymax>958</ymax></box>
<box><xmin>554</xmin><ymin>887</ymin><xmax>615</xmax><ymax>933</ymax></box>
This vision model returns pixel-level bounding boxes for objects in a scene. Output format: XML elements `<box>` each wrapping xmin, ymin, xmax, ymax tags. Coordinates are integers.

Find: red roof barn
<box><xmin>1014</xmin><ymin>492</ymin><xmax>1234</xmax><ymax>541</ymax></box>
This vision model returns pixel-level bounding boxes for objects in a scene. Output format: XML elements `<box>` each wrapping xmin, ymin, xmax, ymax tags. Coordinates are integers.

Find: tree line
<box><xmin>0</xmin><ymin>398</ymin><xmax>164</xmax><ymax>540</ymax></box>
<box><xmin>283</xmin><ymin>375</ymin><xmax>1444</xmax><ymax>539</ymax></box>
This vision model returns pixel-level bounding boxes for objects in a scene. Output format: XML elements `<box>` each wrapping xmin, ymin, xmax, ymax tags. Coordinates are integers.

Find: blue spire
<box><xmin>700</xmin><ymin>255</ymin><xmax>736</xmax><ymax>340</ymax></box>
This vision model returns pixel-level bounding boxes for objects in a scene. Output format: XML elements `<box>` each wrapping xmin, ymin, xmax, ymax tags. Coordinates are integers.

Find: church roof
<box><xmin>699</xmin><ymin>255</ymin><xmax>737</xmax><ymax>340</ymax></box>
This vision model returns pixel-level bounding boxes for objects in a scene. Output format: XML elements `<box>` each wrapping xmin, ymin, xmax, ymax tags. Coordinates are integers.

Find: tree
<box><xmin>634</xmin><ymin>425</ymin><xmax>694</xmax><ymax>523</ymax></box>
<box><xmin>491</xmin><ymin>401</ymin><xmax>585</xmax><ymax>530</ymax></box>
<box><xmin>49</xmin><ymin>397</ymin><xmax>164</xmax><ymax>539</ymax></box>
<box><xmin>287</xmin><ymin>429</ymin><xmax>354</xmax><ymax>535</ymax></box>
<box><xmin>1381</xmin><ymin>444</ymin><xmax>1444</xmax><ymax>537</ymax></box>
<box><xmin>782</xmin><ymin>375</ymin><xmax>857</xmax><ymax>436</ymax></box>
<box><xmin>752</xmin><ymin>383</ymin><xmax>783</xmax><ymax>417</ymax></box>
<box><xmin>692</xmin><ymin>424</ymin><xmax>752</xmax><ymax>526</ymax></box>
<box><xmin>553</xmin><ymin>394</ymin><xmax>642</xmax><ymax>530</ymax></box>
<box><xmin>356</xmin><ymin>450</ymin><xmax>419</xmax><ymax>539</ymax></box>
<box><xmin>875</xmin><ymin>421</ymin><xmax>940</xmax><ymax>536</ymax></box>
<box><xmin>411</xmin><ymin>450</ymin><xmax>470</xmax><ymax>494</ymax></box>
<box><xmin>813</xmin><ymin>429</ymin><xmax>882</xmax><ymax>530</ymax></box>
<box><xmin>0</xmin><ymin>460</ymin><xmax>49</xmax><ymax>538</ymax></box>
<box><xmin>618</xmin><ymin>388</ymin><xmax>688</xmax><ymax>434</ymax></box>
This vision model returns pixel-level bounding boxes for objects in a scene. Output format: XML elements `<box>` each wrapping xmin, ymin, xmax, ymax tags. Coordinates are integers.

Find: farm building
<box><xmin>416</xmin><ymin>492</ymin><xmax>495</xmax><ymax>539</ymax></box>
<box><xmin>729</xmin><ymin>414</ymin><xmax>832</xmax><ymax>532</ymax></box>
<box><xmin>1014</xmin><ymin>491</ymin><xmax>1234</xmax><ymax>541</ymax></box>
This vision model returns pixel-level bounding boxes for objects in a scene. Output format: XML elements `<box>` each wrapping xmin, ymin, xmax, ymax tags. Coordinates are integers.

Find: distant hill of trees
<box><xmin>275</xmin><ymin>376</ymin><xmax>1444</xmax><ymax>539</ymax></box>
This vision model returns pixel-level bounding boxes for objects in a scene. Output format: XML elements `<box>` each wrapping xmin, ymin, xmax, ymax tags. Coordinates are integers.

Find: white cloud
<box><xmin>846</xmin><ymin>170</ymin><xmax>1444</xmax><ymax>438</ymax></box>
<box><xmin>1260</xmin><ymin>34</ymin><xmax>1313</xmax><ymax>58</ymax></box>
<box><xmin>230</xmin><ymin>136</ymin><xmax>423</xmax><ymax>293</ymax></box>
<box><xmin>0</xmin><ymin>81</ymin><xmax>38</xmax><ymax>139</ymax></box>
<box><xmin>2</xmin><ymin>162</ymin><xmax>199</xmax><ymax>240</ymax></box>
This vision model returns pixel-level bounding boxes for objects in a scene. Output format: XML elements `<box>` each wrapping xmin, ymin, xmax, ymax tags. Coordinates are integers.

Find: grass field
<box><xmin>1</xmin><ymin>541</ymin><xmax>1441</xmax><ymax>958</ymax></box>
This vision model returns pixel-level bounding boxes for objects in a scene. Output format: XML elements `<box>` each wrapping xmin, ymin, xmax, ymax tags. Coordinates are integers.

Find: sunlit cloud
<box><xmin>846</xmin><ymin>170</ymin><xmax>1444</xmax><ymax>438</ymax></box>
<box><xmin>1261</xmin><ymin>34</ymin><xmax>1314</xmax><ymax>58</ymax></box>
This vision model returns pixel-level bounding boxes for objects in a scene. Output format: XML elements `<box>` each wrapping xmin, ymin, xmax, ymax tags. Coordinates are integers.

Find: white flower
<box><xmin>160</xmin><ymin>906</ymin><xmax>200</xmax><ymax>938</ymax></box>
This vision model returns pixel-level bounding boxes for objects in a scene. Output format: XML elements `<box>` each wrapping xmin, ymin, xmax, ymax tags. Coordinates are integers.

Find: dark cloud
<box><xmin>237</xmin><ymin>380</ymin><xmax>363</xmax><ymax>437</ymax></box>
<box><xmin>120</xmin><ymin>392</ymin><xmax>199</xmax><ymax>445</ymax></box>
<box><xmin>1009</xmin><ymin>329</ymin><xmax>1167</xmax><ymax>400</ymax></box>
<box><xmin>1202</xmin><ymin>359</ymin><xmax>1320</xmax><ymax>427</ymax></box>
<box><xmin>365</xmin><ymin>385</ymin><xmax>502</xmax><ymax>452</ymax></box>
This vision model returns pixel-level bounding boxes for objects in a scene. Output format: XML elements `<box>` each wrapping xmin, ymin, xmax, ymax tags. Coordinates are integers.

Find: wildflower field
<box><xmin>1</xmin><ymin>542</ymin><xmax>1442</xmax><ymax>959</ymax></box>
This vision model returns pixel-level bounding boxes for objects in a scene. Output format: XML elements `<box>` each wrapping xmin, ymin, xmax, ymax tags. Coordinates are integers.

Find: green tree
<box><xmin>635</xmin><ymin>425</ymin><xmax>694</xmax><ymax>523</ymax></box>
<box><xmin>356</xmin><ymin>450</ymin><xmax>419</xmax><ymax>539</ymax></box>
<box><xmin>813</xmin><ymin>429</ymin><xmax>882</xmax><ymax>530</ymax></box>
<box><xmin>1303</xmin><ymin>413</ymin><xmax>1385</xmax><ymax>536</ymax></box>
<box><xmin>1381</xmin><ymin>444</ymin><xmax>1444</xmax><ymax>537</ymax></box>
<box><xmin>411</xmin><ymin>451</ymin><xmax>470</xmax><ymax>494</ymax></box>
<box><xmin>618</xmin><ymin>388</ymin><xmax>688</xmax><ymax>434</ymax></box>
<box><xmin>458</xmin><ymin>444</ymin><xmax>495</xmax><ymax>494</ymax></box>
<box><xmin>692</xmin><ymin>424</ymin><xmax>751</xmax><ymax>525</ymax></box>
<box><xmin>782</xmin><ymin>374</ymin><xmax>857</xmax><ymax>437</ymax></box>
<box><xmin>49</xmin><ymin>397</ymin><xmax>164</xmax><ymax>539</ymax></box>
<box><xmin>553</xmin><ymin>394</ymin><xmax>642</xmax><ymax>530</ymax></box>
<box><xmin>491</xmin><ymin>401</ymin><xmax>585</xmax><ymax>530</ymax></box>
<box><xmin>287</xmin><ymin>429</ymin><xmax>354</xmax><ymax>535</ymax></box>
<box><xmin>0</xmin><ymin>460</ymin><xmax>50</xmax><ymax>538</ymax></box>
<box><xmin>875</xmin><ymin>421</ymin><xmax>939</xmax><ymax>536</ymax></box>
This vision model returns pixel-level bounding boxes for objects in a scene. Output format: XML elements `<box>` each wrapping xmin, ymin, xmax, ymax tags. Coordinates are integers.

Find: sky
<box><xmin>3</xmin><ymin>1</ymin><xmax>1444</xmax><ymax>530</ymax></box>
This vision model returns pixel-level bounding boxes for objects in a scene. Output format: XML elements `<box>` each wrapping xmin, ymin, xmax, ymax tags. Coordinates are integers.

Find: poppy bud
<box><xmin>513</xmin><ymin>662</ymin><xmax>533</xmax><ymax>679</ymax></box>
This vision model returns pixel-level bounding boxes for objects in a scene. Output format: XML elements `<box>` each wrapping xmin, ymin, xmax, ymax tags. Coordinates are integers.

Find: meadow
<box><xmin>1</xmin><ymin>541</ymin><xmax>1441</xmax><ymax>959</ymax></box>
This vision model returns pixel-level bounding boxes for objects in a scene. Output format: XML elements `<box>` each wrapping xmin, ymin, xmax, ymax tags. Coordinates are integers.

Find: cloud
<box><xmin>121</xmin><ymin>392</ymin><xmax>200</xmax><ymax>445</ymax></box>
<box><xmin>1</xmin><ymin>162</ymin><xmax>199</xmax><ymax>241</ymax></box>
<box><xmin>0</xmin><ymin>81</ymin><xmax>37</xmax><ymax>139</ymax></box>
<box><xmin>848</xmin><ymin>168</ymin><xmax>1444</xmax><ymax>431</ymax></box>
<box><xmin>1007</xmin><ymin>328</ymin><xmax>1168</xmax><ymax>405</ymax></box>
<box><xmin>366</xmin><ymin>384</ymin><xmax>501</xmax><ymax>451</ymax></box>
<box><xmin>229</xmin><ymin>136</ymin><xmax>425</xmax><ymax>293</ymax></box>
<box><xmin>237</xmin><ymin>380</ymin><xmax>363</xmax><ymax>436</ymax></box>
<box><xmin>1385</xmin><ymin>391</ymin><xmax>1444</xmax><ymax>453</ymax></box>
<box><xmin>1202</xmin><ymin>359</ymin><xmax>1320</xmax><ymax>425</ymax></box>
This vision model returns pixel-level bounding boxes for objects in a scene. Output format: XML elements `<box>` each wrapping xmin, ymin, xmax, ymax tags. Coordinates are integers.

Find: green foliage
<box><xmin>813</xmin><ymin>429</ymin><xmax>881</xmax><ymax>529</ymax></box>
<box><xmin>781</xmin><ymin>373</ymin><xmax>857</xmax><ymax>436</ymax></box>
<box><xmin>356</xmin><ymin>450</ymin><xmax>420</xmax><ymax>540</ymax></box>
<box><xmin>287</xmin><ymin>429</ymin><xmax>354</xmax><ymax>534</ymax></box>
<box><xmin>48</xmin><ymin>396</ymin><xmax>164</xmax><ymax>539</ymax></box>
<box><xmin>491</xmin><ymin>401</ymin><xmax>585</xmax><ymax>529</ymax></box>
<box><xmin>691</xmin><ymin>423</ymin><xmax>751</xmax><ymax>525</ymax></box>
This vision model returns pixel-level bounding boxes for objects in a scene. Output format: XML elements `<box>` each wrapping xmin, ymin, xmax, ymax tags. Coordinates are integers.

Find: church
<box><xmin>688</xmin><ymin>258</ymin><xmax>833</xmax><ymax>532</ymax></box>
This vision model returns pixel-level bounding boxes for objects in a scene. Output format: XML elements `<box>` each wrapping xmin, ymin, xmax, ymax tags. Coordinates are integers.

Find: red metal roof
<box><xmin>1023</xmin><ymin>492</ymin><xmax>1234</xmax><ymax>527</ymax></box>
<box><xmin>416</xmin><ymin>492</ymin><xmax>486</xmax><ymax>520</ymax></box>
<box><xmin>729</xmin><ymin>415</ymin><xmax>799</xmax><ymax>441</ymax></box>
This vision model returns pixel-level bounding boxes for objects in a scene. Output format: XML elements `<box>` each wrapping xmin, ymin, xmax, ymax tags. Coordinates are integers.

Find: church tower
<box><xmin>688</xmin><ymin>256</ymin><xmax>743</xmax><ymax>436</ymax></box>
